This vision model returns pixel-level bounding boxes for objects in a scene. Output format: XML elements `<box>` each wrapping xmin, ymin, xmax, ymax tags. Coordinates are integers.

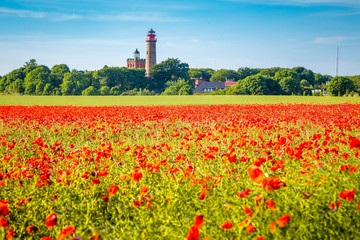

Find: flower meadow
<box><xmin>1</xmin><ymin>104</ymin><xmax>360</xmax><ymax>240</ymax></box>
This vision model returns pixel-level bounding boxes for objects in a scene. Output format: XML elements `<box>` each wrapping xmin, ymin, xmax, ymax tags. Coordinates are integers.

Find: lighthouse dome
<box><xmin>133</xmin><ymin>48</ymin><xmax>140</xmax><ymax>59</ymax></box>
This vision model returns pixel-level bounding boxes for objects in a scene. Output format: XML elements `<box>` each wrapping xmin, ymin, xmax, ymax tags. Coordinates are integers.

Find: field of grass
<box><xmin>0</xmin><ymin>95</ymin><xmax>360</xmax><ymax>106</ymax></box>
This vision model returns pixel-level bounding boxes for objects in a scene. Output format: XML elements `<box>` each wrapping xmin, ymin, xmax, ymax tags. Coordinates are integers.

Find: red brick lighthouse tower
<box><xmin>145</xmin><ymin>29</ymin><xmax>157</xmax><ymax>77</ymax></box>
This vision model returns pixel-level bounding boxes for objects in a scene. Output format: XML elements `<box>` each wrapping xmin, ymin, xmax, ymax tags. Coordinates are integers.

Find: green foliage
<box><xmin>110</xmin><ymin>86</ymin><xmax>122</xmax><ymax>95</ymax></box>
<box><xmin>120</xmin><ymin>88</ymin><xmax>152</xmax><ymax>96</ymax></box>
<box><xmin>100</xmin><ymin>86</ymin><xmax>111</xmax><ymax>95</ymax></box>
<box><xmin>82</xmin><ymin>86</ymin><xmax>99</xmax><ymax>95</ymax></box>
<box><xmin>349</xmin><ymin>75</ymin><xmax>360</xmax><ymax>93</ymax></box>
<box><xmin>292</xmin><ymin>67</ymin><xmax>315</xmax><ymax>86</ymax></box>
<box><xmin>0</xmin><ymin>59</ymin><xmax>358</xmax><ymax>98</ymax></box>
<box><xmin>237</xmin><ymin>67</ymin><xmax>261</xmax><ymax>80</ymax></box>
<box><xmin>51</xmin><ymin>64</ymin><xmax>70</xmax><ymax>88</ymax></box>
<box><xmin>259</xmin><ymin>67</ymin><xmax>282</xmax><ymax>77</ymax></box>
<box><xmin>210</xmin><ymin>69</ymin><xmax>240</xmax><ymax>82</ymax></box>
<box><xmin>189</xmin><ymin>68</ymin><xmax>215</xmax><ymax>80</ymax></box>
<box><xmin>162</xmin><ymin>79</ymin><xmax>193</xmax><ymax>95</ymax></box>
<box><xmin>328</xmin><ymin>76</ymin><xmax>355</xmax><ymax>96</ymax></box>
<box><xmin>23</xmin><ymin>59</ymin><xmax>37</xmax><ymax>67</ymax></box>
<box><xmin>228</xmin><ymin>75</ymin><xmax>280</xmax><ymax>95</ymax></box>
<box><xmin>274</xmin><ymin>70</ymin><xmax>301</xmax><ymax>95</ymax></box>
<box><xmin>24</xmin><ymin>66</ymin><xmax>51</xmax><ymax>95</ymax></box>
<box><xmin>60</xmin><ymin>72</ymin><xmax>90</xmax><ymax>95</ymax></box>
<box><xmin>315</xmin><ymin>73</ymin><xmax>332</xmax><ymax>87</ymax></box>
<box><xmin>150</xmin><ymin>58</ymin><xmax>190</xmax><ymax>90</ymax></box>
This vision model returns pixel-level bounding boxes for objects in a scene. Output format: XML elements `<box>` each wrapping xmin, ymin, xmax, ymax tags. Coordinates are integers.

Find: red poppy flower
<box><xmin>221</xmin><ymin>221</ymin><xmax>233</xmax><ymax>229</ymax></box>
<box><xmin>265</xmin><ymin>200</ymin><xmax>276</xmax><ymax>210</ymax></box>
<box><xmin>194</xmin><ymin>215</ymin><xmax>204</xmax><ymax>228</ymax></box>
<box><xmin>339</xmin><ymin>189</ymin><xmax>355</xmax><ymax>201</ymax></box>
<box><xmin>262</xmin><ymin>176</ymin><xmax>286</xmax><ymax>191</ymax></box>
<box><xmin>236</xmin><ymin>189</ymin><xmax>251</xmax><ymax>198</ymax></box>
<box><xmin>349</xmin><ymin>164</ymin><xmax>358</xmax><ymax>174</ymax></box>
<box><xmin>277</xmin><ymin>214</ymin><xmax>291</xmax><ymax>227</ymax></box>
<box><xmin>349</xmin><ymin>138</ymin><xmax>360</xmax><ymax>149</ymax></box>
<box><xmin>40</xmin><ymin>237</ymin><xmax>53</xmax><ymax>240</ymax></box>
<box><xmin>102</xmin><ymin>194</ymin><xmax>110</xmax><ymax>203</ymax></box>
<box><xmin>329</xmin><ymin>201</ymin><xmax>341</xmax><ymax>210</ymax></box>
<box><xmin>26</xmin><ymin>225</ymin><xmax>38</xmax><ymax>233</ymax></box>
<box><xmin>58</xmin><ymin>226</ymin><xmax>75</xmax><ymax>240</ymax></box>
<box><xmin>91</xmin><ymin>179</ymin><xmax>100</xmax><ymax>185</ymax></box>
<box><xmin>89</xmin><ymin>233</ymin><xmax>99</xmax><ymax>240</ymax></box>
<box><xmin>186</xmin><ymin>225</ymin><xmax>199</xmax><ymax>240</ymax></box>
<box><xmin>244</xmin><ymin>205</ymin><xmax>254</xmax><ymax>218</ymax></box>
<box><xmin>248</xmin><ymin>166</ymin><xmax>264</xmax><ymax>183</ymax></box>
<box><xmin>6</xmin><ymin>228</ymin><xmax>15</xmax><ymax>239</ymax></box>
<box><xmin>246</xmin><ymin>223</ymin><xmax>255</xmax><ymax>234</ymax></box>
<box><xmin>140</xmin><ymin>186</ymin><xmax>148</xmax><ymax>195</ymax></box>
<box><xmin>0</xmin><ymin>218</ymin><xmax>10</xmax><ymax>228</ymax></box>
<box><xmin>146</xmin><ymin>201</ymin><xmax>151</xmax><ymax>210</ymax></box>
<box><xmin>45</xmin><ymin>213</ymin><xmax>57</xmax><ymax>228</ymax></box>
<box><xmin>199</xmin><ymin>189</ymin><xmax>208</xmax><ymax>200</ymax></box>
<box><xmin>254</xmin><ymin>237</ymin><xmax>265</xmax><ymax>240</ymax></box>
<box><xmin>108</xmin><ymin>183</ymin><xmax>119</xmax><ymax>195</ymax></box>
<box><xmin>0</xmin><ymin>202</ymin><xmax>9</xmax><ymax>217</ymax></box>
<box><xmin>270</xmin><ymin>221</ymin><xmax>276</xmax><ymax>233</ymax></box>
<box><xmin>131</xmin><ymin>171</ymin><xmax>143</xmax><ymax>182</ymax></box>
<box><xmin>133</xmin><ymin>200</ymin><xmax>144</xmax><ymax>208</ymax></box>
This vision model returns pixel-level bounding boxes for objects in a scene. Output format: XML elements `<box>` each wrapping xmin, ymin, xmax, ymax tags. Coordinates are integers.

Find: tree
<box><xmin>240</xmin><ymin>75</ymin><xmax>269</xmax><ymax>95</ymax></box>
<box><xmin>314</xmin><ymin>73</ymin><xmax>332</xmax><ymax>86</ymax></box>
<box><xmin>61</xmin><ymin>75</ymin><xmax>76</xmax><ymax>95</ymax></box>
<box><xmin>1</xmin><ymin>68</ymin><xmax>25</xmax><ymax>93</ymax></box>
<box><xmin>210</xmin><ymin>69</ymin><xmax>240</xmax><ymax>82</ymax></box>
<box><xmin>23</xmin><ymin>66</ymin><xmax>51</xmax><ymax>95</ymax></box>
<box><xmin>189</xmin><ymin>68</ymin><xmax>215</xmax><ymax>80</ymax></box>
<box><xmin>23</xmin><ymin>59</ymin><xmax>37</xmax><ymax>68</ymax></box>
<box><xmin>274</xmin><ymin>69</ymin><xmax>301</xmax><ymax>95</ymax></box>
<box><xmin>100</xmin><ymin>86</ymin><xmax>111</xmax><ymax>95</ymax></box>
<box><xmin>161</xmin><ymin>79</ymin><xmax>192</xmax><ymax>95</ymax></box>
<box><xmin>238</xmin><ymin>67</ymin><xmax>261</xmax><ymax>80</ymax></box>
<box><xmin>279</xmin><ymin>77</ymin><xmax>301</xmax><ymax>95</ymax></box>
<box><xmin>82</xmin><ymin>86</ymin><xmax>99</xmax><ymax>95</ymax></box>
<box><xmin>228</xmin><ymin>75</ymin><xmax>279</xmax><ymax>95</ymax></box>
<box><xmin>8</xmin><ymin>79</ymin><xmax>24</xmax><ymax>94</ymax></box>
<box><xmin>51</xmin><ymin>64</ymin><xmax>70</xmax><ymax>88</ymax></box>
<box><xmin>43</xmin><ymin>83</ymin><xmax>53</xmax><ymax>95</ymax></box>
<box><xmin>150</xmin><ymin>58</ymin><xmax>190</xmax><ymax>90</ymax></box>
<box><xmin>327</xmin><ymin>76</ymin><xmax>355</xmax><ymax>96</ymax></box>
<box><xmin>259</xmin><ymin>67</ymin><xmax>282</xmax><ymax>77</ymax></box>
<box><xmin>110</xmin><ymin>86</ymin><xmax>122</xmax><ymax>95</ymax></box>
<box><xmin>349</xmin><ymin>75</ymin><xmax>360</xmax><ymax>93</ymax></box>
<box><xmin>292</xmin><ymin>67</ymin><xmax>315</xmax><ymax>86</ymax></box>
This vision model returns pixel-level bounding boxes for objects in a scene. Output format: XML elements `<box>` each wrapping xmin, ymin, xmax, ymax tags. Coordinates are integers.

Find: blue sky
<box><xmin>0</xmin><ymin>0</ymin><xmax>359</xmax><ymax>76</ymax></box>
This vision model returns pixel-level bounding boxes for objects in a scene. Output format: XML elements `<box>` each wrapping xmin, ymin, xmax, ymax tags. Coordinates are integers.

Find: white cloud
<box><xmin>0</xmin><ymin>7</ymin><xmax>83</xmax><ymax>21</ymax></box>
<box><xmin>0</xmin><ymin>7</ymin><xmax>190</xmax><ymax>22</ymax></box>
<box><xmin>311</xmin><ymin>36</ymin><xmax>352</xmax><ymax>44</ymax></box>
<box><xmin>223</xmin><ymin>0</ymin><xmax>360</xmax><ymax>6</ymax></box>
<box><xmin>0</xmin><ymin>7</ymin><xmax>45</xmax><ymax>18</ymax></box>
<box><xmin>95</xmin><ymin>12</ymin><xmax>190</xmax><ymax>22</ymax></box>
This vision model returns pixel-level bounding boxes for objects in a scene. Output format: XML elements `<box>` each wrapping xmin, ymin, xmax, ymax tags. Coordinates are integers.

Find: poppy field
<box><xmin>1</xmin><ymin>104</ymin><xmax>360</xmax><ymax>239</ymax></box>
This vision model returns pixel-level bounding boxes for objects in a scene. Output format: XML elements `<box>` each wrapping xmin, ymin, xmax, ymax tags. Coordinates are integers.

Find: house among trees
<box><xmin>194</xmin><ymin>79</ymin><xmax>236</xmax><ymax>94</ymax></box>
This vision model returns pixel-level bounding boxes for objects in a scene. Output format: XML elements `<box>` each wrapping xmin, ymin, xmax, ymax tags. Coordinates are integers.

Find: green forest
<box><xmin>1</xmin><ymin>58</ymin><xmax>359</xmax><ymax>96</ymax></box>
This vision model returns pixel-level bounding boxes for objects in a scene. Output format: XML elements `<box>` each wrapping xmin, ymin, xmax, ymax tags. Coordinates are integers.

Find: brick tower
<box><xmin>127</xmin><ymin>49</ymin><xmax>145</xmax><ymax>69</ymax></box>
<box><xmin>145</xmin><ymin>29</ymin><xmax>157</xmax><ymax>77</ymax></box>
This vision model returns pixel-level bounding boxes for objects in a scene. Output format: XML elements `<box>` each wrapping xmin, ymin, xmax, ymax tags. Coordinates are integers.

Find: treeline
<box><xmin>199</xmin><ymin>67</ymin><xmax>332</xmax><ymax>96</ymax></box>
<box><xmin>0</xmin><ymin>59</ymin><xmax>154</xmax><ymax>96</ymax></box>
<box><xmin>189</xmin><ymin>67</ymin><xmax>359</xmax><ymax>96</ymax></box>
<box><xmin>1</xmin><ymin>58</ymin><xmax>359</xmax><ymax>96</ymax></box>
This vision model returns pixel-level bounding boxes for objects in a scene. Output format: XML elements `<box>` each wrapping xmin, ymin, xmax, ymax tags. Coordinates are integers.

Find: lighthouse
<box><xmin>145</xmin><ymin>29</ymin><xmax>157</xmax><ymax>77</ymax></box>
